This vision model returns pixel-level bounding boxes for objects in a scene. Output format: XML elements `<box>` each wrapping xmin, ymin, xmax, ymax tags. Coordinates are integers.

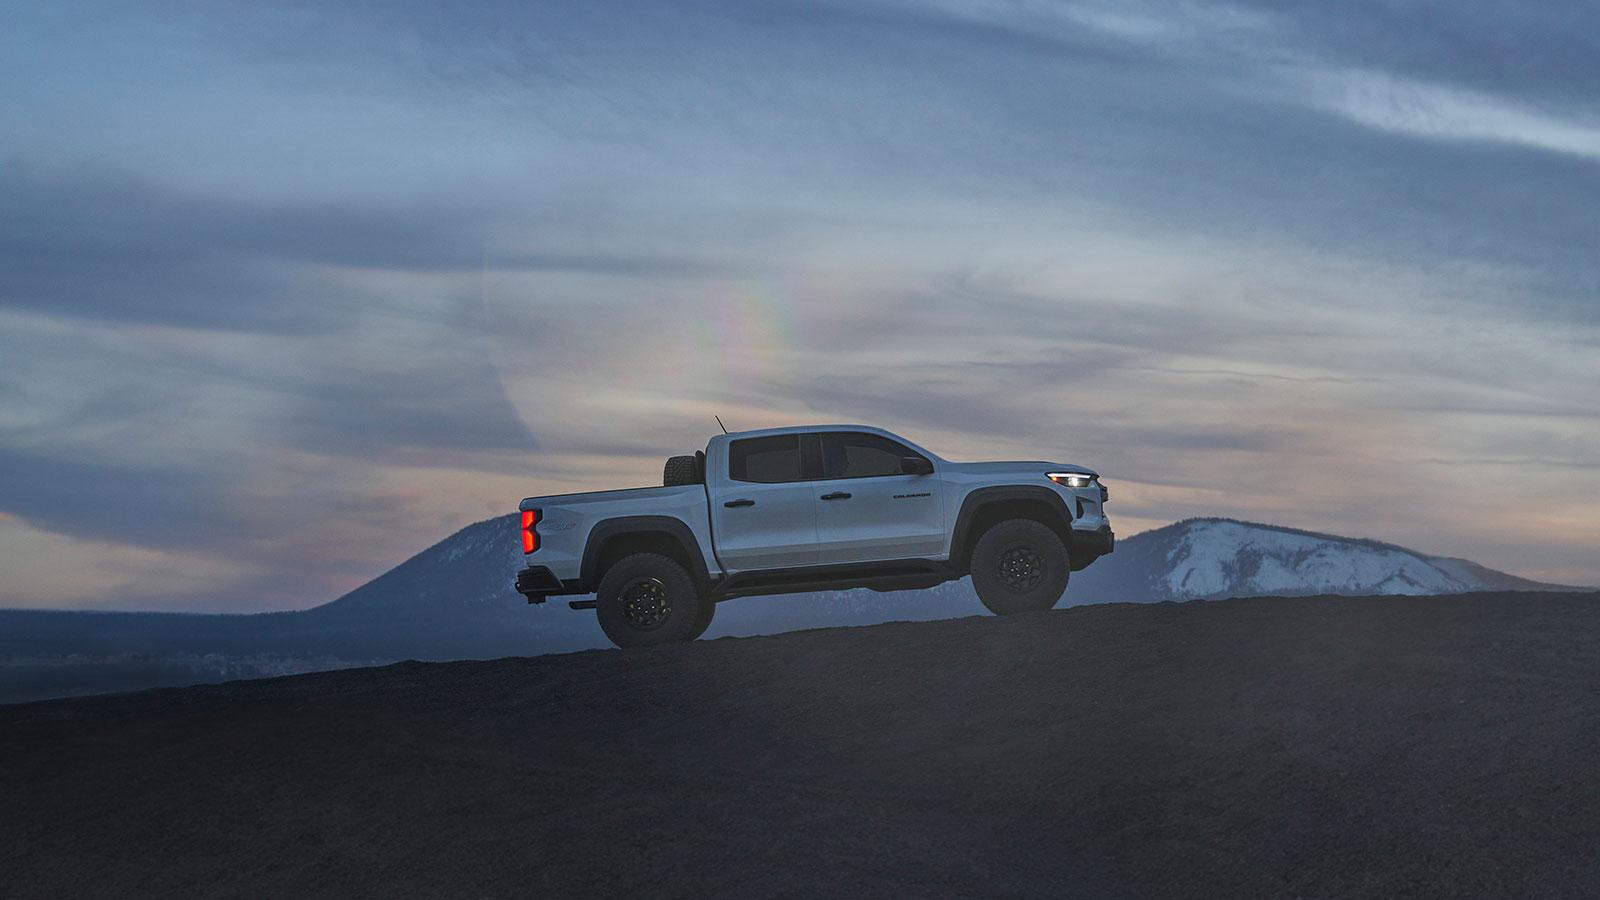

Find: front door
<box><xmin>709</xmin><ymin>433</ymin><xmax>820</xmax><ymax>572</ymax></box>
<box><xmin>811</xmin><ymin>431</ymin><xmax>945</xmax><ymax>564</ymax></box>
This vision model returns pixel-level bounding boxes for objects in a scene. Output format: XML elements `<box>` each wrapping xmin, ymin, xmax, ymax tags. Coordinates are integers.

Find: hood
<box><xmin>939</xmin><ymin>460</ymin><xmax>1099</xmax><ymax>477</ymax></box>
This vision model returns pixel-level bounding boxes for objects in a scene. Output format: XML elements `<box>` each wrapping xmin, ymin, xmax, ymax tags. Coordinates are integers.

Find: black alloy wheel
<box><xmin>996</xmin><ymin>544</ymin><xmax>1045</xmax><ymax>593</ymax></box>
<box><xmin>618</xmin><ymin>577</ymin><xmax>672</xmax><ymax>630</ymax></box>
<box><xmin>595</xmin><ymin>552</ymin><xmax>710</xmax><ymax>648</ymax></box>
<box><xmin>970</xmin><ymin>518</ymin><xmax>1070</xmax><ymax>615</ymax></box>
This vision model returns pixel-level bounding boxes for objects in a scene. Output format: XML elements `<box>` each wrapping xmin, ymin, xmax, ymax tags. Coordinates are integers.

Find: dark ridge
<box><xmin>3</xmin><ymin>591</ymin><xmax>1598</xmax><ymax>899</ymax></box>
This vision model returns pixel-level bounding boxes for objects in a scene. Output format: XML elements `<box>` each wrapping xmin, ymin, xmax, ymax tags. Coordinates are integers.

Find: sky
<box><xmin>1</xmin><ymin>0</ymin><xmax>1597</xmax><ymax>613</ymax></box>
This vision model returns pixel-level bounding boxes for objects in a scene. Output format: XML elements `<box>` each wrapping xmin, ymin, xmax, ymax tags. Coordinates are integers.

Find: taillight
<box><xmin>520</xmin><ymin>508</ymin><xmax>541</xmax><ymax>553</ymax></box>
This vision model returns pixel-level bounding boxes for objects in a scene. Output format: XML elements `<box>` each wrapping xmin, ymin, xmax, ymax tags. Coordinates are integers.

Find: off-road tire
<box><xmin>664</xmin><ymin>455</ymin><xmax>700</xmax><ymax>486</ymax></box>
<box><xmin>595</xmin><ymin>553</ymin><xmax>708</xmax><ymax>648</ymax></box>
<box><xmin>970</xmin><ymin>518</ymin><xmax>1070</xmax><ymax>615</ymax></box>
<box><xmin>685</xmin><ymin>595</ymin><xmax>716</xmax><ymax>641</ymax></box>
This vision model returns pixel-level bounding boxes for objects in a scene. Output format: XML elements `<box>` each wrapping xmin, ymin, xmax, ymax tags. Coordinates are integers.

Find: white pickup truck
<box><xmin>514</xmin><ymin>425</ymin><xmax>1113</xmax><ymax>648</ymax></box>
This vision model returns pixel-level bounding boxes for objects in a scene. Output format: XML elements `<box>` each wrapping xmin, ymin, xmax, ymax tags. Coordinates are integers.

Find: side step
<box><xmin>568</xmin><ymin>600</ymin><xmax>597</xmax><ymax>610</ymax></box>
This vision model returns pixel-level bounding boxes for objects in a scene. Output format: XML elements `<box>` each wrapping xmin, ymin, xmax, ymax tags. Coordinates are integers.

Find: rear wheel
<box><xmin>595</xmin><ymin>553</ymin><xmax>709</xmax><ymax>648</ymax></box>
<box><xmin>970</xmin><ymin>518</ymin><xmax>1070</xmax><ymax>615</ymax></box>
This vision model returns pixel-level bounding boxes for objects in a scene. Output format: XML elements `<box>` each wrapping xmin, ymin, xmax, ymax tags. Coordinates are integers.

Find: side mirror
<box><xmin>900</xmin><ymin>457</ymin><xmax>934</xmax><ymax>476</ymax></box>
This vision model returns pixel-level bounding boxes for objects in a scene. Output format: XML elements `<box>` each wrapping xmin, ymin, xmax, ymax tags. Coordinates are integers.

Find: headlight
<box><xmin>1047</xmin><ymin>472</ymin><xmax>1097</xmax><ymax>489</ymax></box>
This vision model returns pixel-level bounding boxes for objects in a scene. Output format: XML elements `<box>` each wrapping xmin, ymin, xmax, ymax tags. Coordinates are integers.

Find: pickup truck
<box><xmin>514</xmin><ymin>425</ymin><xmax>1113</xmax><ymax>648</ymax></box>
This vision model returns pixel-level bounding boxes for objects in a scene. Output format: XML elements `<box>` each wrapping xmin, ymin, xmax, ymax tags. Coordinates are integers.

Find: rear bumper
<box><xmin>514</xmin><ymin>566</ymin><xmax>582</xmax><ymax>603</ymax></box>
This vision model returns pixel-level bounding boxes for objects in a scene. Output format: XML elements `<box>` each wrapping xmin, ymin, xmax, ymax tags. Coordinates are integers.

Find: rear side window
<box><xmin>728</xmin><ymin>435</ymin><xmax>803</xmax><ymax>483</ymax></box>
<box><xmin>818</xmin><ymin>432</ymin><xmax>927</xmax><ymax>479</ymax></box>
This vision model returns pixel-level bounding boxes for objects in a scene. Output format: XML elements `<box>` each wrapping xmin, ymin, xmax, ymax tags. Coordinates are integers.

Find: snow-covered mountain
<box><xmin>1067</xmin><ymin>517</ymin><xmax>1575</xmax><ymax>604</ymax></box>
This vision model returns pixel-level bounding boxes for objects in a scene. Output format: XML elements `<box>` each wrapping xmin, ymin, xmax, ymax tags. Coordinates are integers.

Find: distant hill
<box><xmin>0</xmin><ymin>515</ymin><xmax>1582</xmax><ymax>703</ymax></box>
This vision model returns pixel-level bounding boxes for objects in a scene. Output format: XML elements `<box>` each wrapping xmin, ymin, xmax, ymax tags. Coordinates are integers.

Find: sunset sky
<box><xmin>2</xmin><ymin>0</ymin><xmax>1597</xmax><ymax>612</ymax></box>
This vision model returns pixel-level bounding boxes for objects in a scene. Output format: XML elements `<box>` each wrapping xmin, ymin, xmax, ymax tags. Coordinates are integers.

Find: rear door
<box><xmin>811</xmin><ymin>431</ymin><xmax>945</xmax><ymax>563</ymax></box>
<box><xmin>708</xmin><ymin>434</ymin><xmax>820</xmax><ymax>572</ymax></box>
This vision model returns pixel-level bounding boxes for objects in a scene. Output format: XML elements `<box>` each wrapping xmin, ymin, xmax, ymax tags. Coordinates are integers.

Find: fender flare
<box><xmin>580</xmin><ymin>516</ymin><xmax>713</xmax><ymax>590</ymax></box>
<box><xmin>949</xmin><ymin>485</ymin><xmax>1075</xmax><ymax>570</ymax></box>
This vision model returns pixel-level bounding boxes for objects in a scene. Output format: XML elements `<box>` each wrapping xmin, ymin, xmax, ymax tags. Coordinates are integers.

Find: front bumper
<box><xmin>1068</xmin><ymin>524</ymin><xmax>1115</xmax><ymax>569</ymax></box>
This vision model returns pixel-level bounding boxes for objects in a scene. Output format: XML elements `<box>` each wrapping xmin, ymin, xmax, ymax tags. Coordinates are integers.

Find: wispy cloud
<box><xmin>1303</xmin><ymin>69</ymin><xmax>1600</xmax><ymax>162</ymax></box>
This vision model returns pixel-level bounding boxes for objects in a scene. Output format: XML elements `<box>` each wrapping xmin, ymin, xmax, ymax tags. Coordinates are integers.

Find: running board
<box><xmin>714</xmin><ymin>559</ymin><xmax>958</xmax><ymax>600</ymax></box>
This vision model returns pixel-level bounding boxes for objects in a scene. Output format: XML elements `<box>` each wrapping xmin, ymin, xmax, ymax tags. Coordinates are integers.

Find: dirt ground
<box><xmin>3</xmin><ymin>591</ymin><xmax>1598</xmax><ymax>899</ymax></box>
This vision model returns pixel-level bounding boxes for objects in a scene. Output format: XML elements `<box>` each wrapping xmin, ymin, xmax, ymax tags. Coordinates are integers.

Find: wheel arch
<box><xmin>950</xmin><ymin>486</ymin><xmax>1075</xmax><ymax>574</ymax></box>
<box><xmin>580</xmin><ymin>517</ymin><xmax>712</xmax><ymax>591</ymax></box>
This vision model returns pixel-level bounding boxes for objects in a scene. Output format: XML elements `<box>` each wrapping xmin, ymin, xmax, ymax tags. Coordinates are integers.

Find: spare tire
<box><xmin>664</xmin><ymin>455</ymin><xmax>701</xmax><ymax>486</ymax></box>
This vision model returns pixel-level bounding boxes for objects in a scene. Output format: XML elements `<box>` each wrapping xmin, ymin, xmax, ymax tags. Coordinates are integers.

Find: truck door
<box><xmin>810</xmin><ymin>431</ymin><xmax>945</xmax><ymax>564</ymax></box>
<box><xmin>709</xmin><ymin>433</ymin><xmax>820</xmax><ymax>572</ymax></box>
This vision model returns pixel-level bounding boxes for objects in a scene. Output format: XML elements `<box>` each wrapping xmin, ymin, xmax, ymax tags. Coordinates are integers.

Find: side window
<box><xmin>728</xmin><ymin>435</ymin><xmax>803</xmax><ymax>484</ymax></box>
<box><xmin>818</xmin><ymin>432</ymin><xmax>927</xmax><ymax>479</ymax></box>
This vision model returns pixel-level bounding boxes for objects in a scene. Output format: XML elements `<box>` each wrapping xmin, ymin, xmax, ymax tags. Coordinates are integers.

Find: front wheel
<box><xmin>595</xmin><ymin>553</ymin><xmax>710</xmax><ymax>648</ymax></box>
<box><xmin>685</xmin><ymin>594</ymin><xmax>716</xmax><ymax>642</ymax></box>
<box><xmin>970</xmin><ymin>519</ymin><xmax>1070</xmax><ymax>615</ymax></box>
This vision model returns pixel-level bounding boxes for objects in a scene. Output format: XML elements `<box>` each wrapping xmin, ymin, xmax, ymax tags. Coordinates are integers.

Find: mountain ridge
<box><xmin>0</xmin><ymin>513</ymin><xmax>1584</xmax><ymax>703</ymax></box>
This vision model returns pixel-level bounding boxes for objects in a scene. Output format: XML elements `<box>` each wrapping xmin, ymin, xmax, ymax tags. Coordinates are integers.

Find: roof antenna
<box><xmin>715</xmin><ymin>415</ymin><xmax>729</xmax><ymax>434</ymax></box>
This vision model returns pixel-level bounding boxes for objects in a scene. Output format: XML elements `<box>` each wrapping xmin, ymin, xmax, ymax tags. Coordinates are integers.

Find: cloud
<box><xmin>281</xmin><ymin>330</ymin><xmax>540</xmax><ymax>462</ymax></box>
<box><xmin>0</xmin><ymin>163</ymin><xmax>720</xmax><ymax>333</ymax></box>
<box><xmin>1302</xmin><ymin>69</ymin><xmax>1600</xmax><ymax>162</ymax></box>
<box><xmin>0</xmin><ymin>299</ymin><xmax>539</xmax><ymax>602</ymax></box>
<box><xmin>0</xmin><ymin>447</ymin><xmax>241</xmax><ymax>551</ymax></box>
<box><xmin>1223</xmin><ymin>0</ymin><xmax>1600</xmax><ymax>107</ymax></box>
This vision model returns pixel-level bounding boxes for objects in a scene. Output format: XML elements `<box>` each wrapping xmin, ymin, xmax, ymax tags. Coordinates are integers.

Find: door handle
<box><xmin>723</xmin><ymin>498</ymin><xmax>755</xmax><ymax>508</ymax></box>
<box><xmin>820</xmin><ymin>492</ymin><xmax>852</xmax><ymax>501</ymax></box>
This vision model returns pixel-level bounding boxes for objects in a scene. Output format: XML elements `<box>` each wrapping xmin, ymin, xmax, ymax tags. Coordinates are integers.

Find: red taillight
<box><xmin>520</xmin><ymin>508</ymin><xmax>540</xmax><ymax>553</ymax></box>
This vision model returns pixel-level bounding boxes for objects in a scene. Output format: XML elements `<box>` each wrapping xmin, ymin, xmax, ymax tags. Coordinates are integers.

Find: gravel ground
<box><xmin>3</xmin><ymin>591</ymin><xmax>1599</xmax><ymax>899</ymax></box>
